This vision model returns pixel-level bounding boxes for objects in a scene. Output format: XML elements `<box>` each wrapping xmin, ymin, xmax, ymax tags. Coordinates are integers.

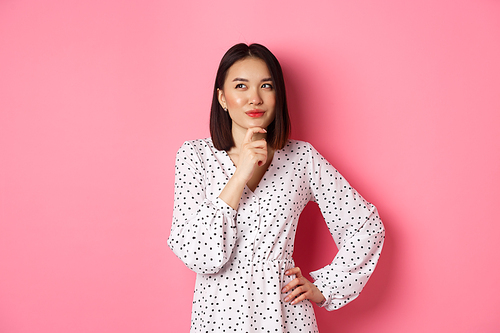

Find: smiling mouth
<box><xmin>246</xmin><ymin>110</ymin><xmax>265</xmax><ymax>118</ymax></box>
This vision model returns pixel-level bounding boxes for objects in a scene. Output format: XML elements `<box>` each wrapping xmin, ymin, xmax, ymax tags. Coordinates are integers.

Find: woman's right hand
<box><xmin>232</xmin><ymin>127</ymin><xmax>268</xmax><ymax>183</ymax></box>
<box><xmin>219</xmin><ymin>127</ymin><xmax>267</xmax><ymax>210</ymax></box>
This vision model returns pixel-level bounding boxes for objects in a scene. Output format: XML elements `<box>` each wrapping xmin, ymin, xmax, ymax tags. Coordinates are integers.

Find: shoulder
<box><xmin>280</xmin><ymin>140</ymin><xmax>316</xmax><ymax>156</ymax></box>
<box><xmin>179</xmin><ymin>138</ymin><xmax>212</xmax><ymax>151</ymax></box>
<box><xmin>281</xmin><ymin>140</ymin><xmax>333</xmax><ymax>170</ymax></box>
<box><xmin>176</xmin><ymin>138</ymin><xmax>225</xmax><ymax>160</ymax></box>
<box><xmin>281</xmin><ymin>139</ymin><xmax>312</xmax><ymax>151</ymax></box>
<box><xmin>274</xmin><ymin>140</ymin><xmax>320</xmax><ymax>169</ymax></box>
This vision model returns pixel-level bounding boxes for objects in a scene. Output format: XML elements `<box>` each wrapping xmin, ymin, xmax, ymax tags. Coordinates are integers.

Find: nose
<box><xmin>248</xmin><ymin>88</ymin><xmax>263</xmax><ymax>105</ymax></box>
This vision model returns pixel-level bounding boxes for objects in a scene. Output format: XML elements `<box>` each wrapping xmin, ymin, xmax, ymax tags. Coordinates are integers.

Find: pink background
<box><xmin>1</xmin><ymin>1</ymin><xmax>499</xmax><ymax>332</ymax></box>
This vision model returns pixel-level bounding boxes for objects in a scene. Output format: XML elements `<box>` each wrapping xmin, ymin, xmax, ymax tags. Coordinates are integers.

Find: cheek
<box><xmin>267</xmin><ymin>95</ymin><xmax>276</xmax><ymax>110</ymax></box>
<box><xmin>267</xmin><ymin>92</ymin><xmax>276</xmax><ymax>104</ymax></box>
<box><xmin>225</xmin><ymin>94</ymin><xmax>244</xmax><ymax>108</ymax></box>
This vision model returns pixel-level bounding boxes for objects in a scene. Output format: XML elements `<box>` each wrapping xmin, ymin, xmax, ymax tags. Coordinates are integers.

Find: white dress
<box><xmin>168</xmin><ymin>138</ymin><xmax>385</xmax><ymax>333</ymax></box>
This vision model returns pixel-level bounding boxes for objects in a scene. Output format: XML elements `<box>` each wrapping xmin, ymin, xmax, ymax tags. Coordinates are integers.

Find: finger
<box><xmin>244</xmin><ymin>143</ymin><xmax>267</xmax><ymax>167</ymax></box>
<box><xmin>250</xmin><ymin>152</ymin><xmax>267</xmax><ymax>167</ymax></box>
<box><xmin>245</xmin><ymin>146</ymin><xmax>267</xmax><ymax>160</ymax></box>
<box><xmin>290</xmin><ymin>291</ymin><xmax>310</xmax><ymax>305</ymax></box>
<box><xmin>257</xmin><ymin>146</ymin><xmax>268</xmax><ymax>166</ymax></box>
<box><xmin>281</xmin><ymin>276</ymin><xmax>302</xmax><ymax>293</ymax></box>
<box><xmin>243</xmin><ymin>127</ymin><xmax>267</xmax><ymax>144</ymax></box>
<box><xmin>285</xmin><ymin>267</ymin><xmax>302</xmax><ymax>278</ymax></box>
<box><xmin>245</xmin><ymin>139</ymin><xmax>267</xmax><ymax>150</ymax></box>
<box><xmin>282</xmin><ymin>267</ymin><xmax>302</xmax><ymax>293</ymax></box>
<box><xmin>284</xmin><ymin>284</ymin><xmax>306</xmax><ymax>302</ymax></box>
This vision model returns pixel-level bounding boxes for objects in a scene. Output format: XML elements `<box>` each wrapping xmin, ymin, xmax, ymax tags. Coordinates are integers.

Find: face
<box><xmin>218</xmin><ymin>57</ymin><xmax>276</xmax><ymax>135</ymax></box>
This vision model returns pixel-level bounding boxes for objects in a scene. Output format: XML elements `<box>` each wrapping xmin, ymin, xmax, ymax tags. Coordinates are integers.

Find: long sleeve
<box><xmin>167</xmin><ymin>141</ymin><xmax>238</xmax><ymax>274</ymax></box>
<box><xmin>305</xmin><ymin>143</ymin><xmax>385</xmax><ymax>311</ymax></box>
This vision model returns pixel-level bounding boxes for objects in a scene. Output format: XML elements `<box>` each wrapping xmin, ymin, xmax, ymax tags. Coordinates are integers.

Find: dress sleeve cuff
<box><xmin>311</xmin><ymin>277</ymin><xmax>333</xmax><ymax>308</ymax></box>
<box><xmin>214</xmin><ymin>197</ymin><xmax>237</xmax><ymax>220</ymax></box>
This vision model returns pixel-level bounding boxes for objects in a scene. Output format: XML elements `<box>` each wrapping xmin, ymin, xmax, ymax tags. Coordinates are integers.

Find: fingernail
<box><xmin>291</xmin><ymin>300</ymin><xmax>296</xmax><ymax>305</ymax></box>
<box><xmin>285</xmin><ymin>270</ymin><xmax>289</xmax><ymax>275</ymax></box>
<box><xmin>263</xmin><ymin>129</ymin><xmax>267</xmax><ymax>132</ymax></box>
<box><xmin>281</xmin><ymin>287</ymin><xmax>286</xmax><ymax>293</ymax></box>
<box><xmin>284</xmin><ymin>296</ymin><xmax>289</xmax><ymax>302</ymax></box>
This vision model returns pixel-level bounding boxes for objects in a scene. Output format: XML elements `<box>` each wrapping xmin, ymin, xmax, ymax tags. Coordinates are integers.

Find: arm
<box><xmin>218</xmin><ymin>127</ymin><xmax>268</xmax><ymax>209</ymax></box>
<box><xmin>167</xmin><ymin>141</ymin><xmax>238</xmax><ymax>274</ymax></box>
<box><xmin>307</xmin><ymin>143</ymin><xmax>385</xmax><ymax>310</ymax></box>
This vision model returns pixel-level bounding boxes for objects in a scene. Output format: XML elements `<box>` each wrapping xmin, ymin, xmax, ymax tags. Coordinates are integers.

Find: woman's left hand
<box><xmin>282</xmin><ymin>267</ymin><xmax>326</xmax><ymax>305</ymax></box>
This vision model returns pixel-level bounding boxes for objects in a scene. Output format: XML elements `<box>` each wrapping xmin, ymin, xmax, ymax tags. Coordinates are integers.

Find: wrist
<box><xmin>231</xmin><ymin>169</ymin><xmax>249</xmax><ymax>186</ymax></box>
<box><xmin>218</xmin><ymin>171</ymin><xmax>247</xmax><ymax>210</ymax></box>
<box><xmin>316</xmin><ymin>297</ymin><xmax>326</xmax><ymax>307</ymax></box>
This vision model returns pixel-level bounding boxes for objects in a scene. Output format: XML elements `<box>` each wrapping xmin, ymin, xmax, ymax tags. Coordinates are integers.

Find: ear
<box><xmin>217</xmin><ymin>88</ymin><xmax>226</xmax><ymax>109</ymax></box>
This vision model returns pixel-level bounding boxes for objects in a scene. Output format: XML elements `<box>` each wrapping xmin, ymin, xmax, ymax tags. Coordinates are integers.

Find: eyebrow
<box><xmin>232</xmin><ymin>77</ymin><xmax>273</xmax><ymax>82</ymax></box>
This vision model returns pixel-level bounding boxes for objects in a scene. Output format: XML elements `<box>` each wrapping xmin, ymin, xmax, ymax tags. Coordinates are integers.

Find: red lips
<box><xmin>245</xmin><ymin>110</ymin><xmax>265</xmax><ymax>118</ymax></box>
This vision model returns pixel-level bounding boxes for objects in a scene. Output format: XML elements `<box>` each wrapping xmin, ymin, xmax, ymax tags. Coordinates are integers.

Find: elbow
<box><xmin>178</xmin><ymin>251</ymin><xmax>229</xmax><ymax>274</ymax></box>
<box><xmin>167</xmin><ymin>236</ymin><xmax>230</xmax><ymax>275</ymax></box>
<box><xmin>367</xmin><ymin>206</ymin><xmax>385</xmax><ymax>241</ymax></box>
<box><xmin>185</xmin><ymin>255</ymin><xmax>228</xmax><ymax>274</ymax></box>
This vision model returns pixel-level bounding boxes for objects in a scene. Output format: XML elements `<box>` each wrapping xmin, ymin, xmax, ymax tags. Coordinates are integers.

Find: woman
<box><xmin>168</xmin><ymin>43</ymin><xmax>385</xmax><ymax>332</ymax></box>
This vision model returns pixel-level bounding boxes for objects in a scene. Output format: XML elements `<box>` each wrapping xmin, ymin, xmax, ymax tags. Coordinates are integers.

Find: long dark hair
<box><xmin>210</xmin><ymin>43</ymin><xmax>290</xmax><ymax>151</ymax></box>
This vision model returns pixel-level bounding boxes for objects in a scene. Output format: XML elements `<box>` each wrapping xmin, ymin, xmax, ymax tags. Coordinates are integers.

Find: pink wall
<box><xmin>1</xmin><ymin>1</ymin><xmax>499</xmax><ymax>332</ymax></box>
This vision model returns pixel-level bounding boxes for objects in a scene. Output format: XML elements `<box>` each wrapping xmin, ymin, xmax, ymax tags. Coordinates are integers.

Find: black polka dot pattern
<box><xmin>168</xmin><ymin>139</ymin><xmax>385</xmax><ymax>332</ymax></box>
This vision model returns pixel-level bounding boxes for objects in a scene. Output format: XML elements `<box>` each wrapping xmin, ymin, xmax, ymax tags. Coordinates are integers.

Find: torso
<box><xmin>175</xmin><ymin>138</ymin><xmax>320</xmax><ymax>332</ymax></box>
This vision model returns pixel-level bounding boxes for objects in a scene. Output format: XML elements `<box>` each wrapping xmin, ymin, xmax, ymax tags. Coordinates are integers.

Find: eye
<box><xmin>235</xmin><ymin>83</ymin><xmax>246</xmax><ymax>89</ymax></box>
<box><xmin>261</xmin><ymin>83</ymin><xmax>273</xmax><ymax>89</ymax></box>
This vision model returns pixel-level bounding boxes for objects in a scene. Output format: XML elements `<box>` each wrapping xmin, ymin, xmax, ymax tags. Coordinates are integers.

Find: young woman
<box><xmin>168</xmin><ymin>43</ymin><xmax>385</xmax><ymax>332</ymax></box>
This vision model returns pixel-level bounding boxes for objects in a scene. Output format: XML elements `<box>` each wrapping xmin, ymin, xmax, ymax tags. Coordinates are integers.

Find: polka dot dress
<box><xmin>168</xmin><ymin>139</ymin><xmax>385</xmax><ymax>332</ymax></box>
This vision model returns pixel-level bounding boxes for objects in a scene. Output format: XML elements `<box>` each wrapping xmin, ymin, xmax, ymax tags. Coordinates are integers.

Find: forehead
<box><xmin>225</xmin><ymin>57</ymin><xmax>271</xmax><ymax>81</ymax></box>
